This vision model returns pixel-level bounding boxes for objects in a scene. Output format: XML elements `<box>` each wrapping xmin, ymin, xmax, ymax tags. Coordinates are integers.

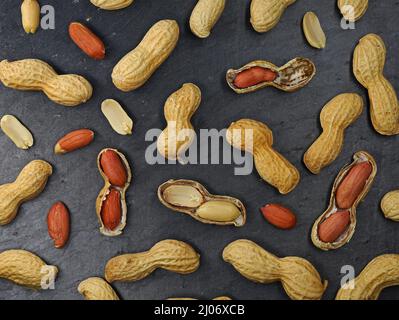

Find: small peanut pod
<box><xmin>158</xmin><ymin>179</ymin><xmax>246</xmax><ymax>227</ymax></box>
<box><xmin>0</xmin><ymin>59</ymin><xmax>93</xmax><ymax>107</ymax></box>
<box><xmin>353</xmin><ymin>34</ymin><xmax>399</xmax><ymax>135</ymax></box>
<box><xmin>189</xmin><ymin>0</ymin><xmax>226</xmax><ymax>38</ymax></box>
<box><xmin>0</xmin><ymin>160</ymin><xmax>52</xmax><ymax>225</ymax></box>
<box><xmin>96</xmin><ymin>149</ymin><xmax>132</xmax><ymax>236</ymax></box>
<box><xmin>105</xmin><ymin>240</ymin><xmax>200</xmax><ymax>283</ymax></box>
<box><xmin>336</xmin><ymin>254</ymin><xmax>399</xmax><ymax>300</ymax></box>
<box><xmin>0</xmin><ymin>249</ymin><xmax>58</xmax><ymax>289</ymax></box>
<box><xmin>304</xmin><ymin>93</ymin><xmax>364</xmax><ymax>174</ymax></box>
<box><xmin>226</xmin><ymin>58</ymin><xmax>315</xmax><ymax>94</ymax></box>
<box><xmin>311</xmin><ymin>152</ymin><xmax>377</xmax><ymax>251</ymax></box>
<box><xmin>338</xmin><ymin>0</ymin><xmax>368</xmax><ymax>22</ymax></box>
<box><xmin>381</xmin><ymin>190</ymin><xmax>399</xmax><ymax>222</ymax></box>
<box><xmin>223</xmin><ymin>240</ymin><xmax>327</xmax><ymax>300</ymax></box>
<box><xmin>90</xmin><ymin>0</ymin><xmax>134</xmax><ymax>10</ymax></box>
<box><xmin>112</xmin><ymin>20</ymin><xmax>179</xmax><ymax>91</ymax></box>
<box><xmin>21</xmin><ymin>0</ymin><xmax>40</xmax><ymax>34</ymax></box>
<box><xmin>157</xmin><ymin>83</ymin><xmax>201</xmax><ymax>161</ymax></box>
<box><xmin>250</xmin><ymin>0</ymin><xmax>296</xmax><ymax>33</ymax></box>
<box><xmin>78</xmin><ymin>277</ymin><xmax>119</xmax><ymax>300</ymax></box>
<box><xmin>226</xmin><ymin>119</ymin><xmax>300</xmax><ymax>194</ymax></box>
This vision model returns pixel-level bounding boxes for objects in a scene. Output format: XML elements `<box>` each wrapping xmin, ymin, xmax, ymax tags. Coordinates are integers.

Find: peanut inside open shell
<box><xmin>226</xmin><ymin>57</ymin><xmax>316</xmax><ymax>94</ymax></box>
<box><xmin>311</xmin><ymin>151</ymin><xmax>377</xmax><ymax>251</ymax></box>
<box><xmin>158</xmin><ymin>179</ymin><xmax>246</xmax><ymax>227</ymax></box>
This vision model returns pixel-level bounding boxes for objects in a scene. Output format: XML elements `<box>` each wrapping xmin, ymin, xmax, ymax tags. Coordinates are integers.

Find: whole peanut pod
<box><xmin>353</xmin><ymin>34</ymin><xmax>399</xmax><ymax>135</ymax></box>
<box><xmin>223</xmin><ymin>240</ymin><xmax>327</xmax><ymax>300</ymax></box>
<box><xmin>105</xmin><ymin>240</ymin><xmax>200</xmax><ymax>283</ymax></box>
<box><xmin>0</xmin><ymin>59</ymin><xmax>93</xmax><ymax>107</ymax></box>
<box><xmin>78</xmin><ymin>277</ymin><xmax>120</xmax><ymax>300</ymax></box>
<box><xmin>157</xmin><ymin>83</ymin><xmax>201</xmax><ymax>161</ymax></box>
<box><xmin>336</xmin><ymin>254</ymin><xmax>399</xmax><ymax>300</ymax></box>
<box><xmin>0</xmin><ymin>160</ymin><xmax>52</xmax><ymax>225</ymax></box>
<box><xmin>381</xmin><ymin>190</ymin><xmax>399</xmax><ymax>222</ymax></box>
<box><xmin>226</xmin><ymin>119</ymin><xmax>300</xmax><ymax>194</ymax></box>
<box><xmin>21</xmin><ymin>0</ymin><xmax>40</xmax><ymax>34</ymax></box>
<box><xmin>189</xmin><ymin>0</ymin><xmax>226</xmax><ymax>38</ymax></box>
<box><xmin>304</xmin><ymin>93</ymin><xmax>364</xmax><ymax>174</ymax></box>
<box><xmin>338</xmin><ymin>0</ymin><xmax>368</xmax><ymax>21</ymax></box>
<box><xmin>0</xmin><ymin>249</ymin><xmax>58</xmax><ymax>289</ymax></box>
<box><xmin>90</xmin><ymin>0</ymin><xmax>134</xmax><ymax>10</ymax></box>
<box><xmin>112</xmin><ymin>20</ymin><xmax>179</xmax><ymax>91</ymax></box>
<box><xmin>250</xmin><ymin>0</ymin><xmax>296</xmax><ymax>33</ymax></box>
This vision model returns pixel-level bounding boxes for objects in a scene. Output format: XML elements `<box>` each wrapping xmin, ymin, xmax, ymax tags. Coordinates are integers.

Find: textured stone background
<box><xmin>0</xmin><ymin>0</ymin><xmax>398</xmax><ymax>300</ymax></box>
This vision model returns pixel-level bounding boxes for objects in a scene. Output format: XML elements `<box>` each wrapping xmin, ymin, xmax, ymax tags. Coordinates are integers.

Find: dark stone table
<box><xmin>0</xmin><ymin>0</ymin><xmax>398</xmax><ymax>300</ymax></box>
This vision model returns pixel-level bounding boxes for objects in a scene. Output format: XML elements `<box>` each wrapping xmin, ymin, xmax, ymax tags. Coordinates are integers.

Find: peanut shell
<box><xmin>338</xmin><ymin>0</ymin><xmax>368</xmax><ymax>21</ymax></box>
<box><xmin>90</xmin><ymin>0</ymin><xmax>134</xmax><ymax>10</ymax></box>
<box><xmin>78</xmin><ymin>277</ymin><xmax>119</xmax><ymax>300</ymax></box>
<box><xmin>189</xmin><ymin>0</ymin><xmax>225</xmax><ymax>38</ymax></box>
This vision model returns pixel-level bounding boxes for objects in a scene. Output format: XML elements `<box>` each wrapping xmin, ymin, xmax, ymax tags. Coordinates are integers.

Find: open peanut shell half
<box><xmin>96</xmin><ymin>148</ymin><xmax>132</xmax><ymax>236</ymax></box>
<box><xmin>158</xmin><ymin>179</ymin><xmax>246</xmax><ymax>227</ymax></box>
<box><xmin>311</xmin><ymin>151</ymin><xmax>377</xmax><ymax>251</ymax></box>
<box><xmin>226</xmin><ymin>57</ymin><xmax>316</xmax><ymax>94</ymax></box>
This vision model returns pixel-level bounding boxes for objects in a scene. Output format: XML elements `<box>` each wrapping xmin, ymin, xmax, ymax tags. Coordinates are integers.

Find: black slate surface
<box><xmin>0</xmin><ymin>0</ymin><xmax>399</xmax><ymax>300</ymax></box>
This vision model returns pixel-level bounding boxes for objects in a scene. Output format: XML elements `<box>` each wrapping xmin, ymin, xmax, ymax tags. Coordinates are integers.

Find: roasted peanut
<box><xmin>101</xmin><ymin>99</ymin><xmax>133</xmax><ymax>135</ymax></box>
<box><xmin>338</xmin><ymin>0</ymin><xmax>368</xmax><ymax>22</ymax></box>
<box><xmin>101</xmin><ymin>189</ymin><xmax>121</xmax><ymax>231</ymax></box>
<box><xmin>96</xmin><ymin>148</ymin><xmax>131</xmax><ymax>236</ymax></box>
<box><xmin>226</xmin><ymin>119</ymin><xmax>300</xmax><ymax>194</ymax></box>
<box><xmin>189</xmin><ymin>0</ymin><xmax>225</xmax><ymax>38</ymax></box>
<box><xmin>336</xmin><ymin>162</ymin><xmax>373</xmax><ymax>209</ymax></box>
<box><xmin>69</xmin><ymin>22</ymin><xmax>105</xmax><ymax>60</ymax></box>
<box><xmin>105</xmin><ymin>240</ymin><xmax>200</xmax><ymax>283</ymax></box>
<box><xmin>0</xmin><ymin>115</ymin><xmax>34</xmax><ymax>150</ymax></box>
<box><xmin>223</xmin><ymin>240</ymin><xmax>327</xmax><ymax>300</ymax></box>
<box><xmin>21</xmin><ymin>0</ymin><xmax>40</xmax><ymax>34</ymax></box>
<box><xmin>157</xmin><ymin>84</ymin><xmax>201</xmax><ymax>161</ymax></box>
<box><xmin>336</xmin><ymin>254</ymin><xmax>399</xmax><ymax>300</ymax></box>
<box><xmin>302</xmin><ymin>12</ymin><xmax>326</xmax><ymax>49</ymax></box>
<box><xmin>90</xmin><ymin>0</ymin><xmax>134</xmax><ymax>10</ymax></box>
<box><xmin>158</xmin><ymin>179</ymin><xmax>246</xmax><ymax>227</ymax></box>
<box><xmin>100</xmin><ymin>149</ymin><xmax>128</xmax><ymax>187</ymax></box>
<box><xmin>318</xmin><ymin>210</ymin><xmax>350</xmax><ymax>243</ymax></box>
<box><xmin>353</xmin><ymin>34</ymin><xmax>399</xmax><ymax>135</ymax></box>
<box><xmin>0</xmin><ymin>160</ymin><xmax>52</xmax><ymax>225</ymax></box>
<box><xmin>0</xmin><ymin>59</ymin><xmax>92</xmax><ymax>107</ymax></box>
<box><xmin>0</xmin><ymin>249</ymin><xmax>58</xmax><ymax>289</ymax></box>
<box><xmin>54</xmin><ymin>129</ymin><xmax>94</xmax><ymax>154</ymax></box>
<box><xmin>47</xmin><ymin>202</ymin><xmax>70</xmax><ymax>249</ymax></box>
<box><xmin>78</xmin><ymin>277</ymin><xmax>119</xmax><ymax>300</ymax></box>
<box><xmin>260</xmin><ymin>204</ymin><xmax>296</xmax><ymax>229</ymax></box>
<box><xmin>304</xmin><ymin>93</ymin><xmax>364</xmax><ymax>174</ymax></box>
<box><xmin>226</xmin><ymin>58</ymin><xmax>315</xmax><ymax>94</ymax></box>
<box><xmin>250</xmin><ymin>0</ymin><xmax>296</xmax><ymax>33</ymax></box>
<box><xmin>311</xmin><ymin>152</ymin><xmax>376</xmax><ymax>250</ymax></box>
<box><xmin>381</xmin><ymin>190</ymin><xmax>399</xmax><ymax>222</ymax></box>
<box><xmin>112</xmin><ymin>20</ymin><xmax>179</xmax><ymax>91</ymax></box>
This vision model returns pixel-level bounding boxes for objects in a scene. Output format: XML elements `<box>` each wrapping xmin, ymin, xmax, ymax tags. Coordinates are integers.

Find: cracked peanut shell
<box><xmin>158</xmin><ymin>179</ymin><xmax>246</xmax><ymax>227</ymax></box>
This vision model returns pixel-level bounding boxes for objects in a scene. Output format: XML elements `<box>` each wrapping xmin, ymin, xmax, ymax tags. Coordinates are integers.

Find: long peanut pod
<box><xmin>250</xmin><ymin>0</ymin><xmax>296</xmax><ymax>33</ymax></box>
<box><xmin>223</xmin><ymin>240</ymin><xmax>327</xmax><ymax>300</ymax></box>
<box><xmin>353</xmin><ymin>34</ymin><xmax>399</xmax><ymax>135</ymax></box>
<box><xmin>0</xmin><ymin>250</ymin><xmax>58</xmax><ymax>289</ymax></box>
<box><xmin>226</xmin><ymin>119</ymin><xmax>300</xmax><ymax>194</ymax></box>
<box><xmin>336</xmin><ymin>254</ymin><xmax>399</xmax><ymax>300</ymax></box>
<box><xmin>105</xmin><ymin>240</ymin><xmax>200</xmax><ymax>283</ymax></box>
<box><xmin>189</xmin><ymin>0</ymin><xmax>226</xmax><ymax>38</ymax></box>
<box><xmin>304</xmin><ymin>93</ymin><xmax>364</xmax><ymax>174</ymax></box>
<box><xmin>78</xmin><ymin>277</ymin><xmax>120</xmax><ymax>300</ymax></box>
<box><xmin>337</xmin><ymin>0</ymin><xmax>368</xmax><ymax>21</ymax></box>
<box><xmin>90</xmin><ymin>0</ymin><xmax>134</xmax><ymax>10</ymax></box>
<box><xmin>157</xmin><ymin>83</ymin><xmax>201</xmax><ymax>161</ymax></box>
<box><xmin>0</xmin><ymin>160</ymin><xmax>52</xmax><ymax>225</ymax></box>
<box><xmin>0</xmin><ymin>59</ymin><xmax>92</xmax><ymax>107</ymax></box>
<box><xmin>112</xmin><ymin>20</ymin><xmax>179</xmax><ymax>91</ymax></box>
